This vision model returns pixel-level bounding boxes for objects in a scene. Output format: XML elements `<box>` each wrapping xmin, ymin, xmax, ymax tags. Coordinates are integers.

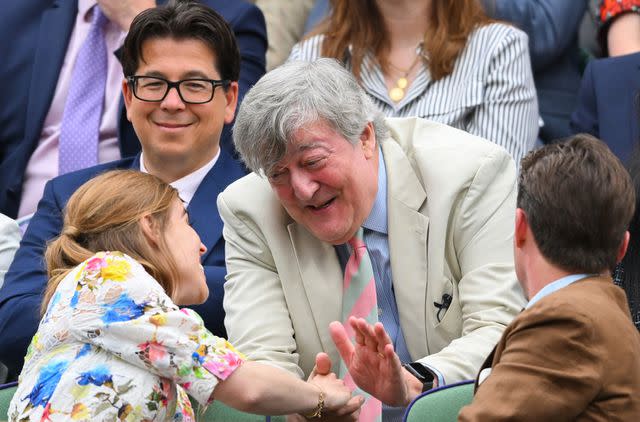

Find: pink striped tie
<box><xmin>341</xmin><ymin>228</ymin><xmax>382</xmax><ymax>421</ymax></box>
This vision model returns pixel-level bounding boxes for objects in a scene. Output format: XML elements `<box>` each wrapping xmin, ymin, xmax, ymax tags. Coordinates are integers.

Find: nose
<box><xmin>290</xmin><ymin>169</ymin><xmax>319</xmax><ymax>202</ymax></box>
<box><xmin>160</xmin><ymin>86</ymin><xmax>186</xmax><ymax>111</ymax></box>
<box><xmin>199</xmin><ymin>242</ymin><xmax>207</xmax><ymax>256</ymax></box>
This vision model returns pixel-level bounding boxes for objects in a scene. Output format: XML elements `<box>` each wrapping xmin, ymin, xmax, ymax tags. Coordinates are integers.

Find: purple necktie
<box><xmin>58</xmin><ymin>6</ymin><xmax>108</xmax><ymax>175</ymax></box>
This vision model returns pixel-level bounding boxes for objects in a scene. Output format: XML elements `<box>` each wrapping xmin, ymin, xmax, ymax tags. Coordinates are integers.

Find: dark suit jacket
<box><xmin>459</xmin><ymin>276</ymin><xmax>640</xmax><ymax>421</ymax></box>
<box><xmin>0</xmin><ymin>0</ymin><xmax>266</xmax><ymax>218</ymax></box>
<box><xmin>0</xmin><ymin>149</ymin><xmax>245</xmax><ymax>380</ymax></box>
<box><xmin>571</xmin><ymin>52</ymin><xmax>640</xmax><ymax>163</ymax></box>
<box><xmin>483</xmin><ymin>0</ymin><xmax>587</xmax><ymax>143</ymax></box>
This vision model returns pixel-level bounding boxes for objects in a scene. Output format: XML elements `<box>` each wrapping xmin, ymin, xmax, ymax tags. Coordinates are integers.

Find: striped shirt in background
<box><xmin>288</xmin><ymin>23</ymin><xmax>539</xmax><ymax>167</ymax></box>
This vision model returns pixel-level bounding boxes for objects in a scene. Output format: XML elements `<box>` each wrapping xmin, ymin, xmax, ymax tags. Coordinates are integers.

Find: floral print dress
<box><xmin>8</xmin><ymin>251</ymin><xmax>244</xmax><ymax>421</ymax></box>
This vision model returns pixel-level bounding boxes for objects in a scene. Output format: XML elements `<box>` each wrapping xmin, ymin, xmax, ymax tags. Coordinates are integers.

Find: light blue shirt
<box><xmin>526</xmin><ymin>273</ymin><xmax>594</xmax><ymax>309</ymax></box>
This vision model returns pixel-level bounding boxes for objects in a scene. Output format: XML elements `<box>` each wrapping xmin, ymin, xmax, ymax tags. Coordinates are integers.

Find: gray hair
<box><xmin>233</xmin><ymin>58</ymin><xmax>389</xmax><ymax>175</ymax></box>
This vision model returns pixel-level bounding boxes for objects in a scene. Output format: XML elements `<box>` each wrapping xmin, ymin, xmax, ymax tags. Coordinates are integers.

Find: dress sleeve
<box><xmin>599</xmin><ymin>0</ymin><xmax>640</xmax><ymax>25</ymax></box>
<box><xmin>67</xmin><ymin>252</ymin><xmax>245</xmax><ymax>406</ymax></box>
<box><xmin>598</xmin><ymin>0</ymin><xmax>640</xmax><ymax>54</ymax></box>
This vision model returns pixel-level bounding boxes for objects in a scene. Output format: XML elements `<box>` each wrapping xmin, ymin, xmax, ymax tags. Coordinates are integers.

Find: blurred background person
<box><xmin>248</xmin><ymin>0</ymin><xmax>315</xmax><ymax>70</ymax></box>
<box><xmin>306</xmin><ymin>0</ymin><xmax>588</xmax><ymax>145</ymax></box>
<box><xmin>598</xmin><ymin>0</ymin><xmax>640</xmax><ymax>57</ymax></box>
<box><xmin>483</xmin><ymin>1</ymin><xmax>588</xmax><ymax>144</ymax></box>
<box><xmin>614</xmin><ymin>147</ymin><xmax>640</xmax><ymax>330</ymax></box>
<box><xmin>290</xmin><ymin>0</ymin><xmax>538</xmax><ymax>166</ymax></box>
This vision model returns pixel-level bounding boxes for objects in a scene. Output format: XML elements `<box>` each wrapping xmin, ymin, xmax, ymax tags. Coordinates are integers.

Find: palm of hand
<box><xmin>346</xmin><ymin>343</ymin><xmax>408</xmax><ymax>407</ymax></box>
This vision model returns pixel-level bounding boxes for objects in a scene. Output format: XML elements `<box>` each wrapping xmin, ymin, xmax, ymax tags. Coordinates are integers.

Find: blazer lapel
<box><xmin>381</xmin><ymin>138</ymin><xmax>430</xmax><ymax>359</ymax></box>
<box><xmin>23</xmin><ymin>0</ymin><xmax>76</xmax><ymax>150</ymax></box>
<box><xmin>288</xmin><ymin>222</ymin><xmax>343</xmax><ymax>363</ymax></box>
<box><xmin>188</xmin><ymin>150</ymin><xmax>238</xmax><ymax>262</ymax></box>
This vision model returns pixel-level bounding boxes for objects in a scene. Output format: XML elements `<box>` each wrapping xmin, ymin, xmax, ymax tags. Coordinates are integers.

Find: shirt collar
<box><xmin>78</xmin><ymin>0</ymin><xmax>97</xmax><ymax>21</ymax></box>
<box><xmin>362</xmin><ymin>147</ymin><xmax>388</xmax><ymax>235</ymax></box>
<box><xmin>139</xmin><ymin>149</ymin><xmax>220</xmax><ymax>208</ymax></box>
<box><xmin>526</xmin><ymin>273</ymin><xmax>595</xmax><ymax>309</ymax></box>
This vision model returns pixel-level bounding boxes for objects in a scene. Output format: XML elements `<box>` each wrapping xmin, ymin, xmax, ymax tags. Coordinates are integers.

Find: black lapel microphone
<box><xmin>434</xmin><ymin>293</ymin><xmax>453</xmax><ymax>322</ymax></box>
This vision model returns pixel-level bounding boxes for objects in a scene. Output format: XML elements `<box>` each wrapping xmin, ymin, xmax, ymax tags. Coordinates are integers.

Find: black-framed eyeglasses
<box><xmin>126</xmin><ymin>75</ymin><xmax>230</xmax><ymax>104</ymax></box>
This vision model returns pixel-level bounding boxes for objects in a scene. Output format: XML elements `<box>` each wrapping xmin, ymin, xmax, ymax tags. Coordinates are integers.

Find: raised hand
<box><xmin>329</xmin><ymin>317</ymin><xmax>411</xmax><ymax>407</ymax></box>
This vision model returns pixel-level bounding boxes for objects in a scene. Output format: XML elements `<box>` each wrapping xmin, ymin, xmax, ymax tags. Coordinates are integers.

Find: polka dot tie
<box><xmin>58</xmin><ymin>6</ymin><xmax>108</xmax><ymax>175</ymax></box>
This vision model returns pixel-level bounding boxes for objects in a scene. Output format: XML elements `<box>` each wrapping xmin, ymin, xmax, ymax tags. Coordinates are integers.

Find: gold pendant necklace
<box><xmin>389</xmin><ymin>77</ymin><xmax>408</xmax><ymax>102</ymax></box>
<box><xmin>388</xmin><ymin>48</ymin><xmax>423</xmax><ymax>103</ymax></box>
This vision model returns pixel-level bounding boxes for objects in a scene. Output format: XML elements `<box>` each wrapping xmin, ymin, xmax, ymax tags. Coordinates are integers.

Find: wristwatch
<box><xmin>403</xmin><ymin>362</ymin><xmax>435</xmax><ymax>392</ymax></box>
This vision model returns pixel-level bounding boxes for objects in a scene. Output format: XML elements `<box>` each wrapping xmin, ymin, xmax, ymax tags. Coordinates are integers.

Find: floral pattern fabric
<box><xmin>600</xmin><ymin>0</ymin><xmax>640</xmax><ymax>25</ymax></box>
<box><xmin>9</xmin><ymin>251</ymin><xmax>244</xmax><ymax>421</ymax></box>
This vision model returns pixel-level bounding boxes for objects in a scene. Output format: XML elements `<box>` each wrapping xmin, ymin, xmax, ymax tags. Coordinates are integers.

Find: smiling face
<box><xmin>268</xmin><ymin>121</ymin><xmax>379</xmax><ymax>245</ymax></box>
<box><xmin>163</xmin><ymin>199</ymin><xmax>208</xmax><ymax>305</ymax></box>
<box><xmin>122</xmin><ymin>37</ymin><xmax>238</xmax><ymax>182</ymax></box>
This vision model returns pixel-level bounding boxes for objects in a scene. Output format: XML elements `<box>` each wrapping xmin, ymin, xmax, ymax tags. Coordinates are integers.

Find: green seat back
<box><xmin>194</xmin><ymin>401</ymin><xmax>286</xmax><ymax>422</ymax></box>
<box><xmin>0</xmin><ymin>383</ymin><xmax>17</xmax><ymax>421</ymax></box>
<box><xmin>404</xmin><ymin>380</ymin><xmax>474</xmax><ymax>422</ymax></box>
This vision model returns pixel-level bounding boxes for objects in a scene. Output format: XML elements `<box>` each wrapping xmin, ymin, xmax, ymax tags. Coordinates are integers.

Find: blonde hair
<box><xmin>42</xmin><ymin>170</ymin><xmax>181</xmax><ymax>315</ymax></box>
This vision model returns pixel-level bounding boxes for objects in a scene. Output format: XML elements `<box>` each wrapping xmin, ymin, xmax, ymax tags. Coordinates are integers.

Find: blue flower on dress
<box><xmin>101</xmin><ymin>293</ymin><xmax>145</xmax><ymax>325</ymax></box>
<box><xmin>76</xmin><ymin>365</ymin><xmax>113</xmax><ymax>387</ymax></box>
<box><xmin>75</xmin><ymin>343</ymin><xmax>92</xmax><ymax>360</ymax></box>
<box><xmin>24</xmin><ymin>359</ymin><xmax>69</xmax><ymax>407</ymax></box>
<box><xmin>70</xmin><ymin>290</ymin><xmax>80</xmax><ymax>309</ymax></box>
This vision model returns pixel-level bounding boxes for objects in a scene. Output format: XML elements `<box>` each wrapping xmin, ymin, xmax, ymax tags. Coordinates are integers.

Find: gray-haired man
<box><xmin>219</xmin><ymin>58</ymin><xmax>525</xmax><ymax>420</ymax></box>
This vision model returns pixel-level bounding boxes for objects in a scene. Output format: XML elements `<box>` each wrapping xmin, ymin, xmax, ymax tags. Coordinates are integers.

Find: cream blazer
<box><xmin>218</xmin><ymin>117</ymin><xmax>526</xmax><ymax>383</ymax></box>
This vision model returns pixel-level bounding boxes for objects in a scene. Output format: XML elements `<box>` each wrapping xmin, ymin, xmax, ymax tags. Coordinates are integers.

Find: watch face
<box><xmin>405</xmin><ymin>362</ymin><xmax>434</xmax><ymax>382</ymax></box>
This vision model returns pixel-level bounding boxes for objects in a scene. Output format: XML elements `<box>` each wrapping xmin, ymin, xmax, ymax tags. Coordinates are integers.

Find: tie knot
<box><xmin>348</xmin><ymin>227</ymin><xmax>366</xmax><ymax>250</ymax></box>
<box><xmin>91</xmin><ymin>5</ymin><xmax>108</xmax><ymax>28</ymax></box>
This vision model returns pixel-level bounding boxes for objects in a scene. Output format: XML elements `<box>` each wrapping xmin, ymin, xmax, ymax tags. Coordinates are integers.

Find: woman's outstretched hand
<box><xmin>307</xmin><ymin>352</ymin><xmax>363</xmax><ymax>420</ymax></box>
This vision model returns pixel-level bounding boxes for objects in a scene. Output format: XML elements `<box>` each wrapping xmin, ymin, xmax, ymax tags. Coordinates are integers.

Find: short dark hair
<box><xmin>121</xmin><ymin>0</ymin><xmax>240</xmax><ymax>81</ymax></box>
<box><xmin>518</xmin><ymin>134</ymin><xmax>636</xmax><ymax>274</ymax></box>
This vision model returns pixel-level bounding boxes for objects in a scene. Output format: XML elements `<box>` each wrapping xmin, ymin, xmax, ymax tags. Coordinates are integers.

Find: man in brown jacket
<box><xmin>459</xmin><ymin>134</ymin><xmax>640</xmax><ymax>420</ymax></box>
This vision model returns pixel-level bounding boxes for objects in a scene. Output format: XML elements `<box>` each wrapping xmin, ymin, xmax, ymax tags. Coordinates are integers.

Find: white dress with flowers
<box><xmin>8</xmin><ymin>251</ymin><xmax>244</xmax><ymax>422</ymax></box>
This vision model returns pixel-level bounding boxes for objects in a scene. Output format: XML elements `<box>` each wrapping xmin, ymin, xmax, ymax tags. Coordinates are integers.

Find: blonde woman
<box><xmin>9</xmin><ymin>170</ymin><xmax>360</xmax><ymax>421</ymax></box>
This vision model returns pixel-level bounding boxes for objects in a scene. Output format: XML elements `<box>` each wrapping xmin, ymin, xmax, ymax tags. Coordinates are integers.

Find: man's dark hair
<box><xmin>518</xmin><ymin>134</ymin><xmax>636</xmax><ymax>274</ymax></box>
<box><xmin>121</xmin><ymin>0</ymin><xmax>240</xmax><ymax>81</ymax></box>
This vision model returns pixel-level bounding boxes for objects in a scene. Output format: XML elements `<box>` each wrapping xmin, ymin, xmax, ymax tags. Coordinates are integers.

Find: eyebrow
<box><xmin>293</xmin><ymin>142</ymin><xmax>329</xmax><ymax>153</ymax></box>
<box><xmin>141</xmin><ymin>70</ymin><xmax>214</xmax><ymax>79</ymax></box>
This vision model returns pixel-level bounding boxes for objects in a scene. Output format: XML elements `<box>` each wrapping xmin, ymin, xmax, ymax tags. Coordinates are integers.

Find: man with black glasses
<box><xmin>0</xmin><ymin>1</ymin><xmax>246</xmax><ymax>381</ymax></box>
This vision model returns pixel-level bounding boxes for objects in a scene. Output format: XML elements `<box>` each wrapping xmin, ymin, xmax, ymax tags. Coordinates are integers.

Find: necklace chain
<box><xmin>388</xmin><ymin>46</ymin><xmax>424</xmax><ymax>103</ymax></box>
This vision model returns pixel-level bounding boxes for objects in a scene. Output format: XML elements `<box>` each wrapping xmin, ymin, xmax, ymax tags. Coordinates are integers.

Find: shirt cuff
<box><xmin>419</xmin><ymin>362</ymin><xmax>445</xmax><ymax>387</ymax></box>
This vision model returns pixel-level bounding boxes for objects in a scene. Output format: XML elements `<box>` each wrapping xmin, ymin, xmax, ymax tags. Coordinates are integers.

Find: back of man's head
<box><xmin>121</xmin><ymin>0</ymin><xmax>240</xmax><ymax>81</ymax></box>
<box><xmin>518</xmin><ymin>134</ymin><xmax>636</xmax><ymax>274</ymax></box>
